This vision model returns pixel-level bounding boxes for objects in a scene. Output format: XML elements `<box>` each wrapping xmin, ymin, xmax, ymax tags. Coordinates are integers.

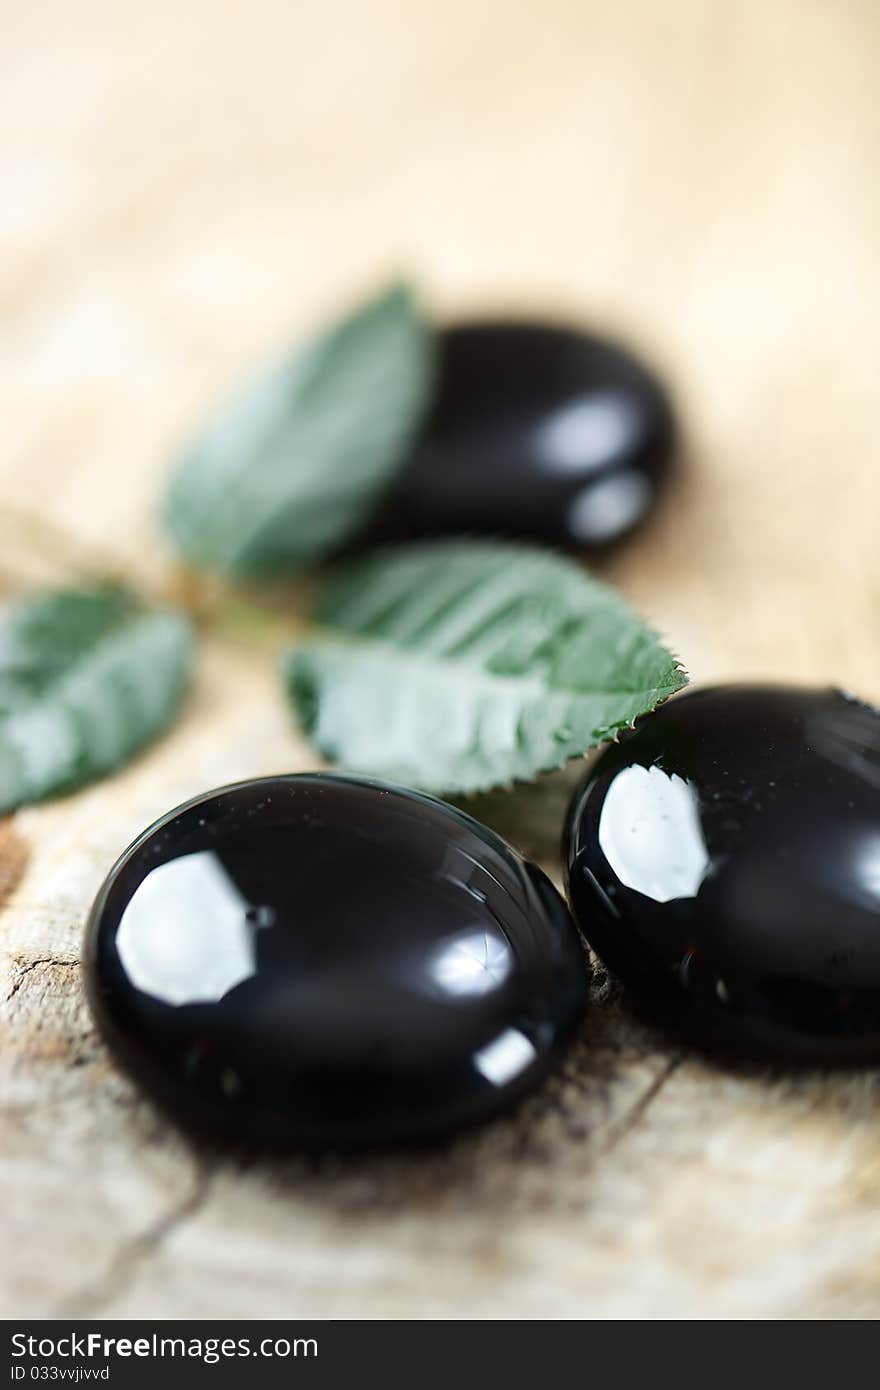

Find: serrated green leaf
<box><xmin>283</xmin><ymin>540</ymin><xmax>687</xmax><ymax>795</ymax></box>
<box><xmin>164</xmin><ymin>281</ymin><xmax>433</xmax><ymax>577</ymax></box>
<box><xmin>0</xmin><ymin>587</ymin><xmax>193</xmax><ymax>812</ymax></box>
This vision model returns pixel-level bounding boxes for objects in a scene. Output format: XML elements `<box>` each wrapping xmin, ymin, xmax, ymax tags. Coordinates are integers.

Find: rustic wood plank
<box><xmin>2</xmin><ymin>0</ymin><xmax>879</xmax><ymax>1318</ymax></box>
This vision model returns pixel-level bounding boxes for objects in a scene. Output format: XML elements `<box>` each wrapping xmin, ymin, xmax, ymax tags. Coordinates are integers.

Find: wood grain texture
<box><xmin>2</xmin><ymin>0</ymin><xmax>879</xmax><ymax>1319</ymax></box>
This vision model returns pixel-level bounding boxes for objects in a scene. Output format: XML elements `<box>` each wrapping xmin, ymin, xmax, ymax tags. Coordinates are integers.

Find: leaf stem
<box><xmin>0</xmin><ymin>500</ymin><xmax>310</xmax><ymax>648</ymax></box>
<box><xmin>203</xmin><ymin>597</ymin><xmax>311</xmax><ymax>650</ymax></box>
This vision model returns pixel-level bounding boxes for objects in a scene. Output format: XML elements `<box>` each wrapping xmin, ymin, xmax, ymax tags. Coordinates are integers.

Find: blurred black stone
<box><xmin>358</xmin><ymin>321</ymin><xmax>675</xmax><ymax>551</ymax></box>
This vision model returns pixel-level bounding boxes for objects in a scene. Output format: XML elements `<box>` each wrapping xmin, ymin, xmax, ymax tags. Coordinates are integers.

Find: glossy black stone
<box><xmin>362</xmin><ymin>321</ymin><xmax>675</xmax><ymax>551</ymax></box>
<box><xmin>565</xmin><ymin>686</ymin><xmax>880</xmax><ymax>1063</ymax></box>
<box><xmin>86</xmin><ymin>774</ymin><xmax>588</xmax><ymax>1148</ymax></box>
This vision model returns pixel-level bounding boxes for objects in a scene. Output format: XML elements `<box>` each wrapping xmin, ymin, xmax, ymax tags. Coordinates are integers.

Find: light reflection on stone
<box><xmin>598</xmin><ymin>764</ymin><xmax>711</xmax><ymax>903</ymax></box>
<box><xmin>858</xmin><ymin>838</ymin><xmax>880</xmax><ymax>904</ymax></box>
<box><xmin>567</xmin><ymin>469</ymin><xmax>653</xmax><ymax>544</ymax></box>
<box><xmin>117</xmin><ymin>851</ymin><xmax>256</xmax><ymax>1005</ymax></box>
<box><xmin>430</xmin><ymin>927</ymin><xmax>513</xmax><ymax>998</ymax></box>
<box><xmin>473</xmin><ymin>1027</ymin><xmax>537</xmax><ymax>1086</ymax></box>
<box><xmin>537</xmin><ymin>392</ymin><xmax>641</xmax><ymax>474</ymax></box>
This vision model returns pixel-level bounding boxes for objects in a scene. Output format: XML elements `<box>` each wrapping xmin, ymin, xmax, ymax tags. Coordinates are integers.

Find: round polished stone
<box><xmin>564</xmin><ymin>686</ymin><xmax>880</xmax><ymax>1063</ymax></box>
<box><xmin>85</xmin><ymin>774</ymin><xmax>587</xmax><ymax>1148</ymax></box>
<box><xmin>362</xmin><ymin>321</ymin><xmax>675</xmax><ymax>550</ymax></box>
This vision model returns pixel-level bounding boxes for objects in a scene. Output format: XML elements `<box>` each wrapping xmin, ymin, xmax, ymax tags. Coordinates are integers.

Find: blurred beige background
<box><xmin>4</xmin><ymin>0</ymin><xmax>879</xmax><ymax>691</ymax></box>
<box><xmin>2</xmin><ymin>0</ymin><xmax>880</xmax><ymax>1319</ymax></box>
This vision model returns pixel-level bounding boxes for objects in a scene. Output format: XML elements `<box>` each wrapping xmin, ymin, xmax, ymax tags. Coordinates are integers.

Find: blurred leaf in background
<box><xmin>0</xmin><ymin>587</ymin><xmax>193</xmax><ymax>812</ymax></box>
<box><xmin>164</xmin><ymin>281</ymin><xmax>434</xmax><ymax>578</ymax></box>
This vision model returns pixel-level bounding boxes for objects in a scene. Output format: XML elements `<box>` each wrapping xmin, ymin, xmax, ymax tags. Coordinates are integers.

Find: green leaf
<box><xmin>283</xmin><ymin>540</ymin><xmax>687</xmax><ymax>795</ymax></box>
<box><xmin>164</xmin><ymin>281</ymin><xmax>433</xmax><ymax>577</ymax></box>
<box><xmin>0</xmin><ymin>587</ymin><xmax>193</xmax><ymax>812</ymax></box>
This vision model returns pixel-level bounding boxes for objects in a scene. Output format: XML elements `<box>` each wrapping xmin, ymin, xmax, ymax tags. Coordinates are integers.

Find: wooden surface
<box><xmin>2</xmin><ymin>0</ymin><xmax>880</xmax><ymax>1319</ymax></box>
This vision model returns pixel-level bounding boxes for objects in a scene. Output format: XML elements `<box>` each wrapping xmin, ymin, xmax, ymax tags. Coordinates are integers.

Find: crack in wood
<box><xmin>4</xmin><ymin>956</ymin><xmax>79</xmax><ymax>1004</ymax></box>
<box><xmin>598</xmin><ymin>1052</ymin><xmax>683</xmax><ymax>1154</ymax></box>
<box><xmin>52</xmin><ymin>1162</ymin><xmax>215</xmax><ymax>1318</ymax></box>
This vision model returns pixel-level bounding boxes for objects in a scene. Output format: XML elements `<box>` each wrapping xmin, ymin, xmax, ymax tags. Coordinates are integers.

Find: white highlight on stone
<box><xmin>473</xmin><ymin>1027</ymin><xmax>537</xmax><ymax>1086</ymax></box>
<box><xmin>598</xmin><ymin>764</ymin><xmax>711</xmax><ymax>903</ymax></box>
<box><xmin>567</xmin><ymin>469</ymin><xmax>653</xmax><ymax>543</ymax></box>
<box><xmin>117</xmin><ymin>851</ymin><xmax>256</xmax><ymax>1005</ymax></box>
<box><xmin>537</xmin><ymin>393</ymin><xmax>639</xmax><ymax>473</ymax></box>
<box><xmin>430</xmin><ymin>928</ymin><xmax>513</xmax><ymax>997</ymax></box>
